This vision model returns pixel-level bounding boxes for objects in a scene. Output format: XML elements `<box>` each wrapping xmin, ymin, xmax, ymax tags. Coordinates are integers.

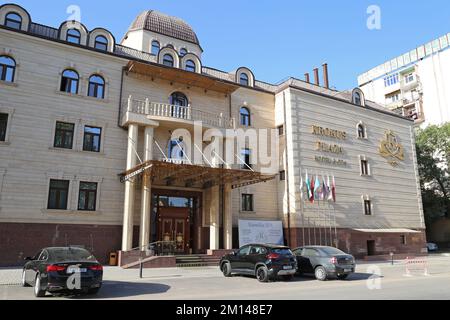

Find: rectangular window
<box><xmin>384</xmin><ymin>74</ymin><xmax>399</xmax><ymax>87</ymax></box>
<box><xmin>83</xmin><ymin>126</ymin><xmax>102</xmax><ymax>152</ymax></box>
<box><xmin>401</xmin><ymin>235</ymin><xmax>407</xmax><ymax>245</ymax></box>
<box><xmin>54</xmin><ymin>122</ymin><xmax>75</xmax><ymax>149</ymax></box>
<box><xmin>48</xmin><ymin>179</ymin><xmax>70</xmax><ymax>210</ymax></box>
<box><xmin>364</xmin><ymin>200</ymin><xmax>372</xmax><ymax>216</ymax></box>
<box><xmin>361</xmin><ymin>160</ymin><xmax>369</xmax><ymax>176</ymax></box>
<box><xmin>78</xmin><ymin>182</ymin><xmax>98</xmax><ymax>211</ymax></box>
<box><xmin>405</xmin><ymin>73</ymin><xmax>414</xmax><ymax>84</ymax></box>
<box><xmin>0</xmin><ymin>113</ymin><xmax>8</xmax><ymax>142</ymax></box>
<box><xmin>242</xmin><ymin>194</ymin><xmax>254</xmax><ymax>212</ymax></box>
<box><xmin>278</xmin><ymin>125</ymin><xmax>284</xmax><ymax>136</ymax></box>
<box><xmin>241</xmin><ymin>148</ymin><xmax>252</xmax><ymax>170</ymax></box>
<box><xmin>279</xmin><ymin>170</ymin><xmax>286</xmax><ymax>181</ymax></box>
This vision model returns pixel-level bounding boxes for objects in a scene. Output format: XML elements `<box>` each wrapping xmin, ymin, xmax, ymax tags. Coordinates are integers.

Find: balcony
<box><xmin>123</xmin><ymin>97</ymin><xmax>235</xmax><ymax>129</ymax></box>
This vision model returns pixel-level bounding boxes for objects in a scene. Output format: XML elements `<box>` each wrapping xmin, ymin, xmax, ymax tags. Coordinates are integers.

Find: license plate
<box><xmin>283</xmin><ymin>266</ymin><xmax>293</xmax><ymax>270</ymax></box>
<box><xmin>67</xmin><ymin>267</ymin><xmax>87</xmax><ymax>274</ymax></box>
<box><xmin>344</xmin><ymin>268</ymin><xmax>352</xmax><ymax>272</ymax></box>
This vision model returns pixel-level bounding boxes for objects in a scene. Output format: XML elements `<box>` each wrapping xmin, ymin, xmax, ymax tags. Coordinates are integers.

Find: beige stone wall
<box><xmin>282</xmin><ymin>87</ymin><xmax>425</xmax><ymax>230</ymax></box>
<box><xmin>0</xmin><ymin>29</ymin><xmax>128</xmax><ymax>226</ymax></box>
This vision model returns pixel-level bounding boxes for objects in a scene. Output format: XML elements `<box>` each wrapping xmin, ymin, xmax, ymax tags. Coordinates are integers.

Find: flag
<box><xmin>314</xmin><ymin>175</ymin><xmax>321</xmax><ymax>200</ymax></box>
<box><xmin>322</xmin><ymin>176</ymin><xmax>328</xmax><ymax>201</ymax></box>
<box><xmin>327</xmin><ymin>176</ymin><xmax>333</xmax><ymax>202</ymax></box>
<box><xmin>331</xmin><ymin>176</ymin><xmax>336</xmax><ymax>203</ymax></box>
<box><xmin>308</xmin><ymin>172</ymin><xmax>314</xmax><ymax>203</ymax></box>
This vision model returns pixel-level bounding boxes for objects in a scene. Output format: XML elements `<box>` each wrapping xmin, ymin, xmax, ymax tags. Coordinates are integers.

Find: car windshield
<box><xmin>48</xmin><ymin>248</ymin><xmax>97</xmax><ymax>262</ymax></box>
<box><xmin>271</xmin><ymin>248</ymin><xmax>293</xmax><ymax>256</ymax></box>
<box><xmin>319</xmin><ymin>247</ymin><xmax>346</xmax><ymax>256</ymax></box>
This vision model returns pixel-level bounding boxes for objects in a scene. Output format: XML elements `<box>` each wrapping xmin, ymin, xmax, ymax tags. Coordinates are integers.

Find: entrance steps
<box><xmin>176</xmin><ymin>255</ymin><xmax>221</xmax><ymax>268</ymax></box>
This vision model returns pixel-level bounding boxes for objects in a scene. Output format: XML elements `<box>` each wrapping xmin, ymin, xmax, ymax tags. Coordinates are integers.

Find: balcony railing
<box><xmin>124</xmin><ymin>97</ymin><xmax>235</xmax><ymax>129</ymax></box>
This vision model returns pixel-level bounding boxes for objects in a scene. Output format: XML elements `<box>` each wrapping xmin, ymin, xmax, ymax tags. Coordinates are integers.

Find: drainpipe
<box><xmin>283</xmin><ymin>91</ymin><xmax>292</xmax><ymax>247</ymax></box>
<box><xmin>117</xmin><ymin>66</ymin><xmax>127</xmax><ymax>129</ymax></box>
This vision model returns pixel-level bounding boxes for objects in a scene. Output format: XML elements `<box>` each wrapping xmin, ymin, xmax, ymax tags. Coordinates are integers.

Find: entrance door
<box><xmin>158</xmin><ymin>207</ymin><xmax>190</xmax><ymax>254</ymax></box>
<box><xmin>367</xmin><ymin>240</ymin><xmax>376</xmax><ymax>256</ymax></box>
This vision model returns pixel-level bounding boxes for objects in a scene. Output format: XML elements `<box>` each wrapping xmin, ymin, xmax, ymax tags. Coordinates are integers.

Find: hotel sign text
<box><xmin>312</xmin><ymin>125</ymin><xmax>347</xmax><ymax>166</ymax></box>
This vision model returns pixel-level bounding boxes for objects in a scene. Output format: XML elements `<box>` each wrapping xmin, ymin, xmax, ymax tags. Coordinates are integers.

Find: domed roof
<box><xmin>129</xmin><ymin>10</ymin><xmax>200</xmax><ymax>45</ymax></box>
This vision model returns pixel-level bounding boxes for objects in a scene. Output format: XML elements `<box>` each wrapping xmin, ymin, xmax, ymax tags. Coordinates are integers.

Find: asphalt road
<box><xmin>1</xmin><ymin>255</ymin><xmax>449</xmax><ymax>300</ymax></box>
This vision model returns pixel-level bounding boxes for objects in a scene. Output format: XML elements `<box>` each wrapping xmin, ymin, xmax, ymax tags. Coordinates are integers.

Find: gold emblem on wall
<box><xmin>379</xmin><ymin>130</ymin><xmax>404</xmax><ymax>166</ymax></box>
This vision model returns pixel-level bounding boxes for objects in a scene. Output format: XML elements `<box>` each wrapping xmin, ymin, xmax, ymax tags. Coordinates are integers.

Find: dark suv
<box><xmin>219</xmin><ymin>244</ymin><xmax>297</xmax><ymax>282</ymax></box>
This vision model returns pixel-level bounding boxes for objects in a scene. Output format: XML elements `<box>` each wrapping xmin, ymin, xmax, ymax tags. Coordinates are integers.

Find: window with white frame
<box><xmin>0</xmin><ymin>113</ymin><xmax>8</xmax><ymax>142</ymax></box>
<box><xmin>362</xmin><ymin>195</ymin><xmax>372</xmax><ymax>216</ymax></box>
<box><xmin>384</xmin><ymin>73</ymin><xmax>399</xmax><ymax>87</ymax></box>
<box><xmin>359</xmin><ymin>155</ymin><xmax>371</xmax><ymax>176</ymax></box>
<box><xmin>404</xmin><ymin>73</ymin><xmax>414</xmax><ymax>84</ymax></box>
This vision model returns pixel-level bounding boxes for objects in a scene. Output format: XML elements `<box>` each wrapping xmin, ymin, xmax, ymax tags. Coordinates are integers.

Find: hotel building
<box><xmin>0</xmin><ymin>4</ymin><xmax>426</xmax><ymax>267</ymax></box>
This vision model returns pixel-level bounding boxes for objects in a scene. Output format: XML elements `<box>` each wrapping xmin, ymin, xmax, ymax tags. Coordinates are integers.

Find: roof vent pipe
<box><xmin>305</xmin><ymin>73</ymin><xmax>310</xmax><ymax>83</ymax></box>
<box><xmin>323</xmin><ymin>63</ymin><xmax>329</xmax><ymax>89</ymax></box>
<box><xmin>313</xmin><ymin>68</ymin><xmax>320</xmax><ymax>86</ymax></box>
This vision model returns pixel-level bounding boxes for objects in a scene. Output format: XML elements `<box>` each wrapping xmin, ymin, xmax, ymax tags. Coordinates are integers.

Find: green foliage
<box><xmin>416</xmin><ymin>123</ymin><xmax>450</xmax><ymax>224</ymax></box>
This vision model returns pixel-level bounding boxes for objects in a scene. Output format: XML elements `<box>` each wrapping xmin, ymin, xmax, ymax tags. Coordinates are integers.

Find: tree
<box><xmin>416</xmin><ymin>123</ymin><xmax>450</xmax><ymax>226</ymax></box>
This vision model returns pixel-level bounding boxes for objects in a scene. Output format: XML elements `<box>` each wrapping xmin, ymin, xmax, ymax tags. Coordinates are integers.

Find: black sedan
<box><xmin>220</xmin><ymin>244</ymin><xmax>297</xmax><ymax>282</ymax></box>
<box><xmin>22</xmin><ymin>247</ymin><xmax>103</xmax><ymax>297</ymax></box>
<box><xmin>292</xmin><ymin>246</ymin><xmax>356</xmax><ymax>281</ymax></box>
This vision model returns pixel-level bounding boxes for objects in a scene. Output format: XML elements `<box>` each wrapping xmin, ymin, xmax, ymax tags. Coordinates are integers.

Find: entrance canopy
<box><xmin>119</xmin><ymin>160</ymin><xmax>276</xmax><ymax>189</ymax></box>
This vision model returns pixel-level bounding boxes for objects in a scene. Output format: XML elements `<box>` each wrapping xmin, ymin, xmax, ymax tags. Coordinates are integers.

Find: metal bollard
<box><xmin>139</xmin><ymin>258</ymin><xmax>143</xmax><ymax>279</ymax></box>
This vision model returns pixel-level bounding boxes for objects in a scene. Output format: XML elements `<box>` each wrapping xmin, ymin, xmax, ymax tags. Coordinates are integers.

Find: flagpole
<box><xmin>308</xmin><ymin>217</ymin><xmax>311</xmax><ymax>246</ymax></box>
<box><xmin>313</xmin><ymin>218</ymin><xmax>317</xmax><ymax>245</ymax></box>
<box><xmin>300</xmin><ymin>167</ymin><xmax>306</xmax><ymax>247</ymax></box>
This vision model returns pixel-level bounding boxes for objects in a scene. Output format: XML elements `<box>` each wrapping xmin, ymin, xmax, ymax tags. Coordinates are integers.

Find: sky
<box><xmin>6</xmin><ymin>0</ymin><xmax>450</xmax><ymax>90</ymax></box>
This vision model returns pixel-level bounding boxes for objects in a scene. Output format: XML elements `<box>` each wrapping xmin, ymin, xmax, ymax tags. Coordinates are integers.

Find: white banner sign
<box><xmin>238</xmin><ymin>220</ymin><xmax>284</xmax><ymax>246</ymax></box>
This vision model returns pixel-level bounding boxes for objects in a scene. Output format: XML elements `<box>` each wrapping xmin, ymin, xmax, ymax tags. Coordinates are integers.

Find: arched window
<box><xmin>0</xmin><ymin>56</ymin><xmax>16</xmax><ymax>83</ymax></box>
<box><xmin>60</xmin><ymin>69</ymin><xmax>79</xmax><ymax>94</ymax></box>
<box><xmin>163</xmin><ymin>54</ymin><xmax>174</xmax><ymax>67</ymax></box>
<box><xmin>185</xmin><ymin>60</ymin><xmax>196</xmax><ymax>72</ymax></box>
<box><xmin>4</xmin><ymin>12</ymin><xmax>22</xmax><ymax>30</ymax></box>
<box><xmin>357</xmin><ymin>123</ymin><xmax>366</xmax><ymax>139</ymax></box>
<box><xmin>353</xmin><ymin>92</ymin><xmax>362</xmax><ymax>106</ymax></box>
<box><xmin>88</xmin><ymin>75</ymin><xmax>105</xmax><ymax>99</ymax></box>
<box><xmin>94</xmin><ymin>35</ymin><xmax>108</xmax><ymax>51</ymax></box>
<box><xmin>170</xmin><ymin>92</ymin><xmax>188</xmax><ymax>107</ymax></box>
<box><xmin>151</xmin><ymin>40</ymin><xmax>160</xmax><ymax>55</ymax></box>
<box><xmin>240</xmin><ymin>107</ymin><xmax>251</xmax><ymax>126</ymax></box>
<box><xmin>180</xmin><ymin>48</ymin><xmax>187</xmax><ymax>57</ymax></box>
<box><xmin>240</xmin><ymin>73</ymin><xmax>249</xmax><ymax>86</ymax></box>
<box><xmin>66</xmin><ymin>29</ymin><xmax>81</xmax><ymax>44</ymax></box>
<box><xmin>170</xmin><ymin>92</ymin><xmax>188</xmax><ymax>118</ymax></box>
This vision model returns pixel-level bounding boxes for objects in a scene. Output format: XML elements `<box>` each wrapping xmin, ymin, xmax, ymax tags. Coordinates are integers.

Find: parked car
<box><xmin>22</xmin><ymin>247</ymin><xmax>103</xmax><ymax>297</ymax></box>
<box><xmin>427</xmin><ymin>243</ymin><xmax>439</xmax><ymax>252</ymax></box>
<box><xmin>292</xmin><ymin>246</ymin><xmax>355</xmax><ymax>281</ymax></box>
<box><xmin>220</xmin><ymin>244</ymin><xmax>297</xmax><ymax>282</ymax></box>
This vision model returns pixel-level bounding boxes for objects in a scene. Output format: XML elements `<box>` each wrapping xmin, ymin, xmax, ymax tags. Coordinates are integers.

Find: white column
<box><xmin>122</xmin><ymin>124</ymin><xmax>139</xmax><ymax>251</ymax></box>
<box><xmin>209</xmin><ymin>185</ymin><xmax>220</xmax><ymax>250</ymax></box>
<box><xmin>139</xmin><ymin>126</ymin><xmax>154</xmax><ymax>250</ymax></box>
<box><xmin>223</xmin><ymin>183</ymin><xmax>233</xmax><ymax>250</ymax></box>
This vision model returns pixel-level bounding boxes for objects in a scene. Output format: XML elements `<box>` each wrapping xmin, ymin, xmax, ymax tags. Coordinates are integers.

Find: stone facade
<box><xmin>0</xmin><ymin>4</ymin><xmax>426</xmax><ymax>267</ymax></box>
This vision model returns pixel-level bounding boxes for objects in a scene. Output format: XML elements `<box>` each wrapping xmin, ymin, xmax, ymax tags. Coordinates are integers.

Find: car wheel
<box><xmin>222</xmin><ymin>262</ymin><xmax>232</xmax><ymax>277</ymax></box>
<box><xmin>314</xmin><ymin>266</ymin><xmax>328</xmax><ymax>281</ymax></box>
<box><xmin>88</xmin><ymin>288</ymin><xmax>101</xmax><ymax>295</ymax></box>
<box><xmin>337</xmin><ymin>274</ymin><xmax>349</xmax><ymax>280</ymax></box>
<box><xmin>34</xmin><ymin>275</ymin><xmax>46</xmax><ymax>298</ymax></box>
<box><xmin>256</xmin><ymin>266</ymin><xmax>269</xmax><ymax>283</ymax></box>
<box><xmin>21</xmin><ymin>270</ymin><xmax>31</xmax><ymax>287</ymax></box>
